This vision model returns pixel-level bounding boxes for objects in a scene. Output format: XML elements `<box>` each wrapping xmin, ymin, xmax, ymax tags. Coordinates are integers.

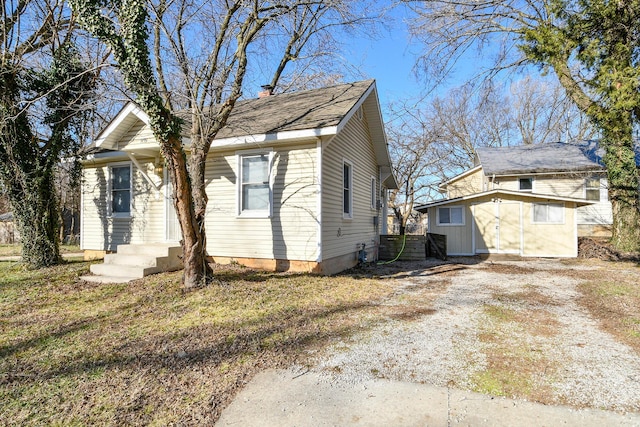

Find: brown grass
<box><xmin>0</xmin><ymin>261</ymin><xmax>393</xmax><ymax>425</ymax></box>
<box><xmin>0</xmin><ymin>244</ymin><xmax>81</xmax><ymax>257</ymax></box>
<box><xmin>471</xmin><ymin>287</ymin><xmax>561</xmax><ymax>403</ymax></box>
<box><xmin>572</xmin><ymin>263</ymin><xmax>640</xmax><ymax>353</ymax></box>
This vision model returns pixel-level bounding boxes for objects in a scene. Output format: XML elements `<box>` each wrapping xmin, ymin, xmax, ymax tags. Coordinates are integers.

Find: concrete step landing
<box><xmin>81</xmin><ymin>243</ymin><xmax>182</xmax><ymax>284</ymax></box>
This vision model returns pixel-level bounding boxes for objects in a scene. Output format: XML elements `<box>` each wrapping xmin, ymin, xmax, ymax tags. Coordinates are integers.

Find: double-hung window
<box><xmin>585</xmin><ymin>177</ymin><xmax>601</xmax><ymax>201</ymax></box>
<box><xmin>343</xmin><ymin>160</ymin><xmax>353</xmax><ymax>218</ymax></box>
<box><xmin>111</xmin><ymin>164</ymin><xmax>131</xmax><ymax>216</ymax></box>
<box><xmin>438</xmin><ymin>206</ymin><xmax>464</xmax><ymax>226</ymax></box>
<box><xmin>239</xmin><ymin>152</ymin><xmax>271</xmax><ymax>216</ymax></box>
<box><xmin>532</xmin><ymin>203</ymin><xmax>564</xmax><ymax>224</ymax></box>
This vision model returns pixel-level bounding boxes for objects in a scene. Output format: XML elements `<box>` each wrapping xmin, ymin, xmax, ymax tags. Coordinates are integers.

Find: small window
<box><xmin>438</xmin><ymin>206</ymin><xmax>464</xmax><ymax>225</ymax></box>
<box><xmin>533</xmin><ymin>203</ymin><xmax>564</xmax><ymax>223</ymax></box>
<box><xmin>240</xmin><ymin>153</ymin><xmax>271</xmax><ymax>215</ymax></box>
<box><xmin>111</xmin><ymin>164</ymin><xmax>131</xmax><ymax>216</ymax></box>
<box><xmin>370</xmin><ymin>177</ymin><xmax>377</xmax><ymax>210</ymax></box>
<box><xmin>585</xmin><ymin>177</ymin><xmax>600</xmax><ymax>201</ymax></box>
<box><xmin>519</xmin><ymin>177</ymin><xmax>533</xmax><ymax>191</ymax></box>
<box><xmin>343</xmin><ymin>161</ymin><xmax>353</xmax><ymax>218</ymax></box>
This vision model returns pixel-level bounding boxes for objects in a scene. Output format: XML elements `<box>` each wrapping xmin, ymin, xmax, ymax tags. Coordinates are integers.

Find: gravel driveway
<box><xmin>310</xmin><ymin>258</ymin><xmax>640</xmax><ymax>414</ymax></box>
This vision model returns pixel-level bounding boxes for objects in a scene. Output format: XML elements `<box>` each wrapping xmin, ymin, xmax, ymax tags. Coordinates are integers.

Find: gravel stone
<box><xmin>309</xmin><ymin>258</ymin><xmax>640</xmax><ymax>413</ymax></box>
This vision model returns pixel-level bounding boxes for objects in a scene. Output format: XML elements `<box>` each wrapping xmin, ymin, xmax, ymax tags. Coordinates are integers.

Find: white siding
<box><xmin>577</xmin><ymin>177</ymin><xmax>613</xmax><ymax>224</ymax></box>
<box><xmin>81</xmin><ymin>157</ymin><xmax>165</xmax><ymax>251</ymax></box>
<box><xmin>321</xmin><ymin>113</ymin><xmax>380</xmax><ymax>261</ymax></box>
<box><xmin>204</xmin><ymin>142</ymin><xmax>320</xmax><ymax>261</ymax></box>
<box><xmin>116</xmin><ymin>121</ymin><xmax>157</xmax><ymax>151</ymax></box>
<box><xmin>534</xmin><ymin>176</ymin><xmax>585</xmax><ymax>198</ymax></box>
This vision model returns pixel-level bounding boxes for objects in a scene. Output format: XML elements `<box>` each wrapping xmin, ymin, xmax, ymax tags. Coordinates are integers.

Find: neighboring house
<box><xmin>81</xmin><ymin>80</ymin><xmax>397</xmax><ymax>274</ymax></box>
<box><xmin>415</xmin><ymin>142</ymin><xmax>616</xmax><ymax>257</ymax></box>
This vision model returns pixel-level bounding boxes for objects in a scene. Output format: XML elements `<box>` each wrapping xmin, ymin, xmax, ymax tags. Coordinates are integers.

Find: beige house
<box><xmin>81</xmin><ymin>80</ymin><xmax>397</xmax><ymax>274</ymax></box>
<box><xmin>415</xmin><ymin>142</ymin><xmax>610</xmax><ymax>257</ymax></box>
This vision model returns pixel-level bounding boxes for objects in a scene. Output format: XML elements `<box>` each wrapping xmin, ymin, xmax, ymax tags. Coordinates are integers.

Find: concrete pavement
<box><xmin>216</xmin><ymin>369</ymin><xmax>640</xmax><ymax>426</ymax></box>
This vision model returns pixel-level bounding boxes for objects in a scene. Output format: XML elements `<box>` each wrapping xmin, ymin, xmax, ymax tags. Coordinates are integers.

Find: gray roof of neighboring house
<box><xmin>476</xmin><ymin>141</ymin><xmax>606</xmax><ymax>176</ymax></box>
<box><xmin>179</xmin><ymin>79</ymin><xmax>375</xmax><ymax>140</ymax></box>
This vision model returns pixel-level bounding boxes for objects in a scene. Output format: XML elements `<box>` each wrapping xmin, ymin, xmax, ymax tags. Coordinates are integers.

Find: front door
<box><xmin>474</xmin><ymin>201</ymin><xmax>521</xmax><ymax>254</ymax></box>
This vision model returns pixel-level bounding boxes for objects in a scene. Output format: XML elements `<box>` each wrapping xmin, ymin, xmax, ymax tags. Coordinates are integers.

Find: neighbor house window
<box><xmin>519</xmin><ymin>177</ymin><xmax>533</xmax><ymax>191</ymax></box>
<box><xmin>438</xmin><ymin>206</ymin><xmax>464</xmax><ymax>225</ymax></box>
<box><xmin>239</xmin><ymin>152</ymin><xmax>271</xmax><ymax>216</ymax></box>
<box><xmin>370</xmin><ymin>176</ymin><xmax>377</xmax><ymax>210</ymax></box>
<box><xmin>343</xmin><ymin>160</ymin><xmax>353</xmax><ymax>218</ymax></box>
<box><xmin>533</xmin><ymin>203</ymin><xmax>564</xmax><ymax>224</ymax></box>
<box><xmin>585</xmin><ymin>177</ymin><xmax>601</xmax><ymax>201</ymax></box>
<box><xmin>111</xmin><ymin>164</ymin><xmax>131</xmax><ymax>216</ymax></box>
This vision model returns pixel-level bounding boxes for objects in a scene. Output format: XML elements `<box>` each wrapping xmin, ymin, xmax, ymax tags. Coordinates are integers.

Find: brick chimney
<box><xmin>258</xmin><ymin>84</ymin><xmax>274</xmax><ymax>98</ymax></box>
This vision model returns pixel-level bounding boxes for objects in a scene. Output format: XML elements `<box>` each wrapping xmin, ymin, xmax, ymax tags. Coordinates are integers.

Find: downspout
<box><xmin>316</xmin><ymin>137</ymin><xmax>323</xmax><ymax>264</ymax></box>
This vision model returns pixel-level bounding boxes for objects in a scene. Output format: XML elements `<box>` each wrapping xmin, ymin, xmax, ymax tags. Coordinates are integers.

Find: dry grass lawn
<box><xmin>0</xmin><ymin>244</ymin><xmax>80</xmax><ymax>257</ymax></box>
<box><xmin>572</xmin><ymin>260</ymin><xmax>640</xmax><ymax>353</ymax></box>
<box><xmin>0</xmin><ymin>261</ymin><xmax>392</xmax><ymax>425</ymax></box>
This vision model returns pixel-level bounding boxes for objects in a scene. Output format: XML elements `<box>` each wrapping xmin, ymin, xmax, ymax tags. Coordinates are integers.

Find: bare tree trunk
<box><xmin>161</xmin><ymin>135</ymin><xmax>212</xmax><ymax>288</ymax></box>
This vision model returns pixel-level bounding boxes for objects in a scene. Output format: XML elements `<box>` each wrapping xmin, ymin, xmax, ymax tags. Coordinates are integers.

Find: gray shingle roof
<box><xmin>476</xmin><ymin>142</ymin><xmax>606</xmax><ymax>176</ymax></box>
<box><xmin>181</xmin><ymin>80</ymin><xmax>374</xmax><ymax>140</ymax></box>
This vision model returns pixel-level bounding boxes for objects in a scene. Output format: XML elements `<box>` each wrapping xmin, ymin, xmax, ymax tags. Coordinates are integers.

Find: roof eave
<box><xmin>211</xmin><ymin>126</ymin><xmax>338</xmax><ymax>149</ymax></box>
<box><xmin>414</xmin><ymin>189</ymin><xmax>597</xmax><ymax>212</ymax></box>
<box><xmin>95</xmin><ymin>102</ymin><xmax>150</xmax><ymax>150</ymax></box>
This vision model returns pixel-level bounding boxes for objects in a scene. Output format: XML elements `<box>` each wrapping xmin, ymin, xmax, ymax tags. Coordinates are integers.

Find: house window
<box><xmin>533</xmin><ymin>203</ymin><xmax>564</xmax><ymax>224</ymax></box>
<box><xmin>111</xmin><ymin>164</ymin><xmax>131</xmax><ymax>216</ymax></box>
<box><xmin>519</xmin><ymin>177</ymin><xmax>533</xmax><ymax>191</ymax></box>
<box><xmin>585</xmin><ymin>177</ymin><xmax>601</xmax><ymax>201</ymax></box>
<box><xmin>343</xmin><ymin>160</ymin><xmax>353</xmax><ymax>218</ymax></box>
<box><xmin>371</xmin><ymin>176</ymin><xmax>377</xmax><ymax>210</ymax></box>
<box><xmin>239</xmin><ymin>152</ymin><xmax>271</xmax><ymax>216</ymax></box>
<box><xmin>438</xmin><ymin>206</ymin><xmax>464</xmax><ymax>226</ymax></box>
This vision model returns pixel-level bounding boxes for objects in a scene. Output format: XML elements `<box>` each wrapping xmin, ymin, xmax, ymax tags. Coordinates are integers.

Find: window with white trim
<box><xmin>533</xmin><ymin>203</ymin><xmax>564</xmax><ymax>223</ymax></box>
<box><xmin>519</xmin><ymin>177</ymin><xmax>533</xmax><ymax>191</ymax></box>
<box><xmin>437</xmin><ymin>206</ymin><xmax>464</xmax><ymax>225</ymax></box>
<box><xmin>343</xmin><ymin>160</ymin><xmax>353</xmax><ymax>218</ymax></box>
<box><xmin>110</xmin><ymin>164</ymin><xmax>131</xmax><ymax>216</ymax></box>
<box><xmin>239</xmin><ymin>153</ymin><xmax>271</xmax><ymax>216</ymax></box>
<box><xmin>585</xmin><ymin>177</ymin><xmax>601</xmax><ymax>201</ymax></box>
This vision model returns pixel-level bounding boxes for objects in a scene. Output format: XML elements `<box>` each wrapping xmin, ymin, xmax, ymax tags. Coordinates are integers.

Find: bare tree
<box><xmin>386</xmin><ymin>119</ymin><xmax>439</xmax><ymax>234</ymax></box>
<box><xmin>405</xmin><ymin>0</ymin><xmax>640</xmax><ymax>251</ymax></box>
<box><xmin>510</xmin><ymin>76</ymin><xmax>595</xmax><ymax>145</ymax></box>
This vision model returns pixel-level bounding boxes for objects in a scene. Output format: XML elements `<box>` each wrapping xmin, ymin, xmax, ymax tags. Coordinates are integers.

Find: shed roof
<box><xmin>0</xmin><ymin>212</ymin><xmax>13</xmax><ymax>222</ymax></box>
<box><xmin>414</xmin><ymin>189</ymin><xmax>597</xmax><ymax>212</ymax></box>
<box><xmin>476</xmin><ymin>142</ymin><xmax>605</xmax><ymax>176</ymax></box>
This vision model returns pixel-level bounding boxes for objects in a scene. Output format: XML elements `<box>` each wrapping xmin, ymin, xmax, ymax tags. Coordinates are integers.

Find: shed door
<box><xmin>474</xmin><ymin>203</ymin><xmax>497</xmax><ymax>253</ymax></box>
<box><xmin>473</xmin><ymin>201</ymin><xmax>521</xmax><ymax>254</ymax></box>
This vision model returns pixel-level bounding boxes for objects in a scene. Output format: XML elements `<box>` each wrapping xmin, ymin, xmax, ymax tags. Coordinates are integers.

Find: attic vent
<box><xmin>356</xmin><ymin>107</ymin><xmax>363</xmax><ymax>120</ymax></box>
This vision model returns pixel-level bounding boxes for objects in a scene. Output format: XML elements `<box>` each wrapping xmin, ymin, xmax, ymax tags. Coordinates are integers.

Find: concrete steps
<box><xmin>81</xmin><ymin>243</ymin><xmax>183</xmax><ymax>284</ymax></box>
